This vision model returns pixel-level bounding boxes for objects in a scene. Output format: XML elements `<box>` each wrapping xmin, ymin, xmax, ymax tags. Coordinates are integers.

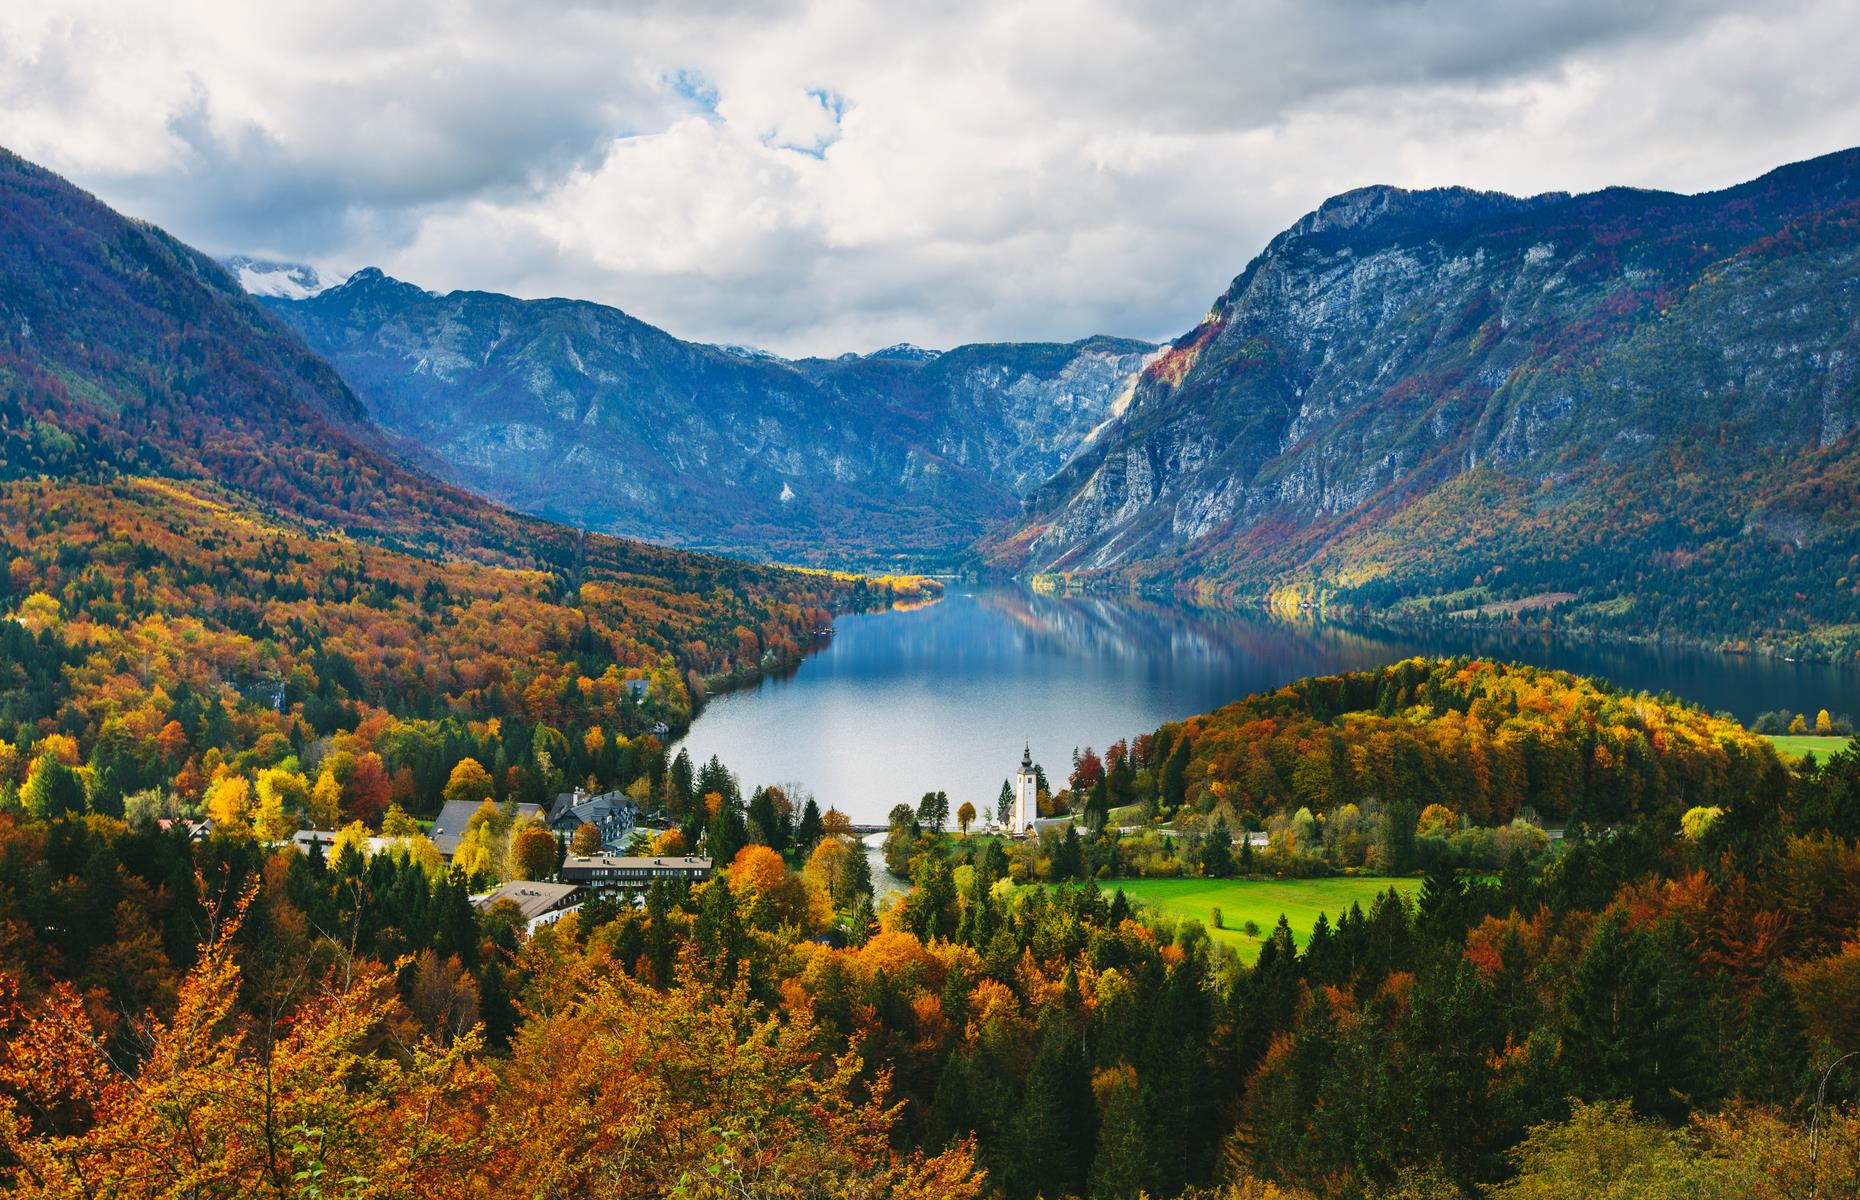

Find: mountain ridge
<box><xmin>261</xmin><ymin>269</ymin><xmax>1157</xmax><ymax>564</ymax></box>
<box><xmin>989</xmin><ymin>146</ymin><xmax>1860</xmax><ymax>657</ymax></box>
<box><xmin>0</xmin><ymin>143</ymin><xmax>894</xmax><ymax>740</ymax></box>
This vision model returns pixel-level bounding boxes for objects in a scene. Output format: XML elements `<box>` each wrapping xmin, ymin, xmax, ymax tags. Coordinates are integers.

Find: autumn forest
<box><xmin>2</xmin><ymin>54</ymin><xmax>1860</xmax><ymax>1200</ymax></box>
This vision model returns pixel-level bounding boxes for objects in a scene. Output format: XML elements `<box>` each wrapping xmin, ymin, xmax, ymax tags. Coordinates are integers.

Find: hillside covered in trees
<box><xmin>0</xmin><ymin>145</ymin><xmax>924</xmax><ymax>828</ymax></box>
<box><xmin>1</xmin><ymin>659</ymin><xmax>1858</xmax><ymax>1198</ymax></box>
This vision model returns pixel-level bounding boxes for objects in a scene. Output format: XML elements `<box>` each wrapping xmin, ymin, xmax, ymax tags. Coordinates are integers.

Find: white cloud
<box><xmin>3</xmin><ymin>0</ymin><xmax>1857</xmax><ymax>354</ymax></box>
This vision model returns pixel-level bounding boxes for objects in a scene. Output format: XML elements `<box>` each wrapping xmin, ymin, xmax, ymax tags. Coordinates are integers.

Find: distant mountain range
<box><xmin>208</xmin><ymin>148</ymin><xmax>1860</xmax><ymax>654</ymax></box>
<box><xmin>985</xmin><ymin>149</ymin><xmax>1860</xmax><ymax>656</ymax></box>
<box><xmin>258</xmin><ymin>272</ymin><xmax>1154</xmax><ymax>565</ymax></box>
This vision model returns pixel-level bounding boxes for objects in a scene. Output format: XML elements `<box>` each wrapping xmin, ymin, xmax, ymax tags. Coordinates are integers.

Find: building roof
<box><xmin>430</xmin><ymin>798</ymin><xmax>544</xmax><ymax>858</ymax></box>
<box><xmin>563</xmin><ymin>854</ymin><xmax>711</xmax><ymax>872</ymax></box>
<box><xmin>548</xmin><ymin>791</ymin><xmax>638</xmax><ymax>831</ymax></box>
<box><xmin>471</xmin><ymin>880</ymin><xmax>581</xmax><ymax>922</ymax></box>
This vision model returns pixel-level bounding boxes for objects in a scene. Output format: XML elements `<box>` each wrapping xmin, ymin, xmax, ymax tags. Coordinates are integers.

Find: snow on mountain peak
<box><xmin>222</xmin><ymin>255</ymin><xmax>342</xmax><ymax>301</ymax></box>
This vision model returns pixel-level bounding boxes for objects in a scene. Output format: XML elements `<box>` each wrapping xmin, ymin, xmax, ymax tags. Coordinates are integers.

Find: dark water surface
<box><xmin>679</xmin><ymin>585</ymin><xmax>1860</xmax><ymax>825</ymax></box>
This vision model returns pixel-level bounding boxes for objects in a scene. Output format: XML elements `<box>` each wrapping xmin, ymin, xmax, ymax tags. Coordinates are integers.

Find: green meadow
<box><xmin>1106</xmin><ymin>876</ymin><xmax>1423</xmax><ymax>963</ymax></box>
<box><xmin>1762</xmin><ymin>734</ymin><xmax>1853</xmax><ymax>761</ymax></box>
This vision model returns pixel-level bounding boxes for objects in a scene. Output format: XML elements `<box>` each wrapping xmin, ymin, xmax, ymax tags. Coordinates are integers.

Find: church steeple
<box><xmin>1013</xmin><ymin>743</ymin><xmax>1038</xmax><ymax>834</ymax></box>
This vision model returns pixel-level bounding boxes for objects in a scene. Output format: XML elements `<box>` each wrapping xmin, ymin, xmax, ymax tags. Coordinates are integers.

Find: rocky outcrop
<box><xmin>990</xmin><ymin>148</ymin><xmax>1860</xmax><ymax>648</ymax></box>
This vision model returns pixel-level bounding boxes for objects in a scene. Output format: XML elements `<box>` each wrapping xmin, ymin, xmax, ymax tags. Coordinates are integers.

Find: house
<box><xmin>561</xmin><ymin>854</ymin><xmax>712</xmax><ymax>895</ymax></box>
<box><xmin>290</xmin><ymin>828</ymin><xmax>412</xmax><ymax>859</ymax></box>
<box><xmin>546</xmin><ymin>788</ymin><xmax>639</xmax><ymax>851</ymax></box>
<box><xmin>470</xmin><ymin>879</ymin><xmax>582</xmax><ymax>923</ymax></box>
<box><xmin>429</xmin><ymin>798</ymin><xmax>545</xmax><ymax>861</ymax></box>
<box><xmin>157</xmin><ymin>817</ymin><xmax>213</xmax><ymax>841</ymax></box>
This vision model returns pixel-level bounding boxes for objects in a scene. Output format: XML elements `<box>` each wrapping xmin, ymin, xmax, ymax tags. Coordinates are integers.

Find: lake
<box><xmin>678</xmin><ymin>584</ymin><xmax>1860</xmax><ymax>825</ymax></box>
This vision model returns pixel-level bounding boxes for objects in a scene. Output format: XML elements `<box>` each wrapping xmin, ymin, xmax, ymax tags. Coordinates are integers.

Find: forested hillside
<box><xmin>264</xmin><ymin>270</ymin><xmax>1152</xmax><ymax>565</ymax></box>
<box><xmin>0</xmin><ymin>146</ymin><xmax>914</xmax><ymax>824</ymax></box>
<box><xmin>993</xmin><ymin>148</ymin><xmax>1860</xmax><ymax>659</ymax></box>
<box><xmin>3</xmin><ymin>658</ymin><xmax>1858</xmax><ymax>1198</ymax></box>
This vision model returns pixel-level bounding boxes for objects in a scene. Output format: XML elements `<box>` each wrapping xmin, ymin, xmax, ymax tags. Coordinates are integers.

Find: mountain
<box><xmin>260</xmin><ymin>272</ymin><xmax>1155</xmax><ymax>564</ymax></box>
<box><xmin>222</xmin><ymin>254</ymin><xmax>339</xmax><ymax>300</ymax></box>
<box><xmin>0</xmin><ymin>145</ymin><xmax>903</xmax><ymax>781</ymax></box>
<box><xmin>991</xmin><ymin>149</ymin><xmax>1860</xmax><ymax>657</ymax></box>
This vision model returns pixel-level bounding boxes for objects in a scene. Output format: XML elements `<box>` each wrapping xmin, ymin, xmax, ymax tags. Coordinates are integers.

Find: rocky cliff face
<box><xmin>263</xmin><ymin>275</ymin><xmax>1152</xmax><ymax>564</ymax></box>
<box><xmin>991</xmin><ymin>149</ymin><xmax>1860</xmax><ymax>650</ymax></box>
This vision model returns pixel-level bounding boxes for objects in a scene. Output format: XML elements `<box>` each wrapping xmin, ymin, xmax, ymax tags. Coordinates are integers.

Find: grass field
<box><xmin>1106</xmin><ymin>876</ymin><xmax>1422</xmax><ymax>963</ymax></box>
<box><xmin>1762</xmin><ymin>734</ymin><xmax>1854</xmax><ymax>761</ymax></box>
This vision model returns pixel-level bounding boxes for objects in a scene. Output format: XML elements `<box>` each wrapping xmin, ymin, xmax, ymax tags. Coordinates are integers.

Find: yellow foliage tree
<box><xmin>308</xmin><ymin>769</ymin><xmax>343</xmax><ymax>829</ymax></box>
<box><xmin>204</xmin><ymin>775</ymin><xmax>252</xmax><ymax>832</ymax></box>
<box><xmin>478</xmin><ymin>964</ymin><xmax>984</xmax><ymax>1198</ymax></box>
<box><xmin>444</xmin><ymin>757</ymin><xmax>496</xmax><ymax>808</ymax></box>
<box><xmin>0</xmin><ymin>893</ymin><xmax>493</xmax><ymax>1198</ymax></box>
<box><xmin>1416</xmin><ymin>802</ymin><xmax>1459</xmax><ymax>838</ymax></box>
<box><xmin>382</xmin><ymin>804</ymin><xmax>422</xmax><ymax>838</ymax></box>
<box><xmin>252</xmin><ymin>790</ymin><xmax>296</xmax><ymax>842</ymax></box>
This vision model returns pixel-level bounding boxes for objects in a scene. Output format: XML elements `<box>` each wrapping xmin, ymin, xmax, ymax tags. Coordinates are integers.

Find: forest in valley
<box><xmin>1</xmin><ymin>658</ymin><xmax>1858</xmax><ymax>1198</ymax></box>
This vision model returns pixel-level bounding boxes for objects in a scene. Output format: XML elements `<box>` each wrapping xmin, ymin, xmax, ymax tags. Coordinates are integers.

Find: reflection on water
<box><xmin>678</xmin><ymin>585</ymin><xmax>1860</xmax><ymax>825</ymax></box>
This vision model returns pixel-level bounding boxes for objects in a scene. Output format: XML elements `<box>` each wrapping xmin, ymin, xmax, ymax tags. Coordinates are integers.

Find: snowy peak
<box><xmin>222</xmin><ymin>255</ymin><xmax>339</xmax><ymax>300</ymax></box>
<box><xmin>712</xmin><ymin>343</ymin><xmax>789</xmax><ymax>363</ymax></box>
<box><xmin>834</xmin><ymin>343</ymin><xmax>943</xmax><ymax>363</ymax></box>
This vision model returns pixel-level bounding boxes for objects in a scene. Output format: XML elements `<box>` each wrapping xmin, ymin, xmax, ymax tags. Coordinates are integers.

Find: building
<box><xmin>1011</xmin><ymin>743</ymin><xmax>1040</xmax><ymax>835</ymax></box>
<box><xmin>156</xmin><ymin>817</ymin><xmax>213</xmax><ymax>841</ymax></box>
<box><xmin>561</xmin><ymin>854</ymin><xmax>712</xmax><ymax>895</ymax></box>
<box><xmin>429</xmin><ymin>798</ymin><xmax>545</xmax><ymax>861</ymax></box>
<box><xmin>546</xmin><ymin>788</ymin><xmax>639</xmax><ymax>851</ymax></box>
<box><xmin>290</xmin><ymin>829</ymin><xmax>418</xmax><ymax>859</ymax></box>
<box><xmin>470</xmin><ymin>879</ymin><xmax>582</xmax><ymax>923</ymax></box>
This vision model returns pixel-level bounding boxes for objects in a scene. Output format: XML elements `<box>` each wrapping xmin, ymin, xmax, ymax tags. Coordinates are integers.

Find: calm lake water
<box><xmin>678</xmin><ymin>585</ymin><xmax>1860</xmax><ymax>826</ymax></box>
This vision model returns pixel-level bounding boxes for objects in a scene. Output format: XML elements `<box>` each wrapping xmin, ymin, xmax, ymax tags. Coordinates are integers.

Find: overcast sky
<box><xmin>4</xmin><ymin>1</ymin><xmax>1858</xmax><ymax>356</ymax></box>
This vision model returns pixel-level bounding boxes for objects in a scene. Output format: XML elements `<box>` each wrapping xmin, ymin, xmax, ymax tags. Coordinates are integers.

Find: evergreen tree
<box><xmin>1087</xmin><ymin>1065</ymin><xmax>1151</xmax><ymax>1200</ymax></box>
<box><xmin>1052</xmin><ymin>824</ymin><xmax>1086</xmax><ymax>881</ymax></box>
<box><xmin>747</xmin><ymin>787</ymin><xmax>783</xmax><ymax>851</ymax></box>
<box><xmin>996</xmin><ymin>779</ymin><xmax>1014</xmax><ymax>825</ymax></box>
<box><xmin>795</xmin><ymin>796</ymin><xmax>823</xmax><ymax>855</ymax></box>
<box><xmin>1200</xmin><ymin>815</ymin><xmax>1235</xmax><ymax>879</ymax></box>
<box><xmin>706</xmin><ymin>800</ymin><xmax>748</xmax><ymax>867</ymax></box>
<box><xmin>832</xmin><ymin>836</ymin><xmax>874</xmax><ymax>906</ymax></box>
<box><xmin>694</xmin><ymin>876</ymin><xmax>745</xmax><ymax>983</ymax></box>
<box><xmin>666</xmin><ymin>749</ymin><xmax>695</xmax><ymax>815</ymax></box>
<box><xmin>1728</xmin><ymin>966</ymin><xmax>1811</xmax><ymax>1105</ymax></box>
<box><xmin>845</xmin><ymin>893</ymin><xmax>877</xmax><ymax>946</ymax></box>
<box><xmin>1006</xmin><ymin>1008</ymin><xmax>1093</xmax><ymax>1200</ymax></box>
<box><xmin>1084</xmin><ymin>775</ymin><xmax>1111</xmax><ymax>833</ymax></box>
<box><xmin>1161</xmin><ymin>738</ymin><xmax>1190</xmax><ymax>810</ymax></box>
<box><xmin>1559</xmin><ymin>912</ymin><xmax>1708</xmax><ymax>1120</ymax></box>
<box><xmin>21</xmin><ymin>756</ymin><xmax>85</xmax><ymax>820</ymax></box>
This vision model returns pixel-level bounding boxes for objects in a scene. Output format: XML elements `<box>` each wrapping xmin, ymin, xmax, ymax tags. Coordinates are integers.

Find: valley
<box><xmin>4</xmin><ymin>111</ymin><xmax>1860</xmax><ymax>1200</ymax></box>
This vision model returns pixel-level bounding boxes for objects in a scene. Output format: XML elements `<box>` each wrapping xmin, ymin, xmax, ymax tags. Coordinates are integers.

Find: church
<box><xmin>1010</xmin><ymin>743</ymin><xmax>1041</xmax><ymax>835</ymax></box>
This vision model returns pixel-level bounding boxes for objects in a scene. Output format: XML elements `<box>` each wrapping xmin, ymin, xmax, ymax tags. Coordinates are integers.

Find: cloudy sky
<box><xmin>4</xmin><ymin>1</ymin><xmax>1858</xmax><ymax>355</ymax></box>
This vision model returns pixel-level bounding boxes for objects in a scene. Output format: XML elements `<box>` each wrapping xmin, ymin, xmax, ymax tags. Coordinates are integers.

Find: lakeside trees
<box><xmin>2</xmin><ymin>658</ymin><xmax>1859</xmax><ymax>1198</ymax></box>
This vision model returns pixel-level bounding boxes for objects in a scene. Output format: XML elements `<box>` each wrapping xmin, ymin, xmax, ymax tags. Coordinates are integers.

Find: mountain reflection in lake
<box><xmin>677</xmin><ymin>585</ymin><xmax>1860</xmax><ymax>826</ymax></box>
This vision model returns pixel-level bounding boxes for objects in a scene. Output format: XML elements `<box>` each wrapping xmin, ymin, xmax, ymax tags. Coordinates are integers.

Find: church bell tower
<box><xmin>1013</xmin><ymin>743</ymin><xmax>1039</xmax><ymax>834</ymax></box>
